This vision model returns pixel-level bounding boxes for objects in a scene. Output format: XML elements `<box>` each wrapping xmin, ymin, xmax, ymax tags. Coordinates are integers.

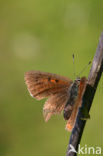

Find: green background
<box><xmin>0</xmin><ymin>0</ymin><xmax>103</xmax><ymax>156</ymax></box>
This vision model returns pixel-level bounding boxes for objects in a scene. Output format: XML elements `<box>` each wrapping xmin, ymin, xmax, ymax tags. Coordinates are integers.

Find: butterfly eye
<box><xmin>76</xmin><ymin>77</ymin><xmax>80</xmax><ymax>82</ymax></box>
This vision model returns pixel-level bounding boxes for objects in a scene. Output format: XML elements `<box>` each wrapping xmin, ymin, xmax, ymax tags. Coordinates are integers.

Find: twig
<box><xmin>66</xmin><ymin>32</ymin><xmax>103</xmax><ymax>156</ymax></box>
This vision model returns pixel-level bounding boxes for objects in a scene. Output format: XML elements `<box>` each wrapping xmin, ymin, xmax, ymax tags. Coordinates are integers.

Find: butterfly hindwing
<box><xmin>43</xmin><ymin>90</ymin><xmax>70</xmax><ymax>121</ymax></box>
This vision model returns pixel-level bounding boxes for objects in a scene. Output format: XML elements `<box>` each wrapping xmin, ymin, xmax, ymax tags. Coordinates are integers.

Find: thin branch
<box><xmin>66</xmin><ymin>32</ymin><xmax>103</xmax><ymax>156</ymax></box>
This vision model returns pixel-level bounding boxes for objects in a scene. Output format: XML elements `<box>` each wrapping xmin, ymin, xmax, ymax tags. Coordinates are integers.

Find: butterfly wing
<box><xmin>25</xmin><ymin>71</ymin><xmax>73</xmax><ymax>121</ymax></box>
<box><xmin>66</xmin><ymin>102</ymin><xmax>79</xmax><ymax>131</ymax></box>
<box><xmin>43</xmin><ymin>90</ymin><xmax>70</xmax><ymax>121</ymax></box>
<box><xmin>25</xmin><ymin>71</ymin><xmax>72</xmax><ymax>100</ymax></box>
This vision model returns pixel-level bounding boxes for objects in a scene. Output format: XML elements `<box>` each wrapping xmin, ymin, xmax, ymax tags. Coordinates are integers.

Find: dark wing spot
<box><xmin>55</xmin><ymin>79</ymin><xmax>59</xmax><ymax>83</ymax></box>
<box><xmin>48</xmin><ymin>77</ymin><xmax>51</xmax><ymax>81</ymax></box>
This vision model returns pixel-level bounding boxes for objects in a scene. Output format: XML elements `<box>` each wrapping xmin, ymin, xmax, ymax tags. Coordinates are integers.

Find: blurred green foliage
<box><xmin>0</xmin><ymin>0</ymin><xmax>103</xmax><ymax>156</ymax></box>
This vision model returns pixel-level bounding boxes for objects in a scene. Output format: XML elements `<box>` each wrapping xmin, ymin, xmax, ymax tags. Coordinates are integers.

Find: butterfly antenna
<box><xmin>78</xmin><ymin>61</ymin><xmax>91</xmax><ymax>77</ymax></box>
<box><xmin>72</xmin><ymin>54</ymin><xmax>76</xmax><ymax>79</ymax></box>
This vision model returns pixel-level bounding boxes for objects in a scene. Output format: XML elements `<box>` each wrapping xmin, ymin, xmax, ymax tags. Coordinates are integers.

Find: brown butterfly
<box><xmin>24</xmin><ymin>71</ymin><xmax>87</xmax><ymax>131</ymax></box>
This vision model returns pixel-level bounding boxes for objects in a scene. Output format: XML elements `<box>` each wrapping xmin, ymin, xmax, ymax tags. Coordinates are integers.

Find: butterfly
<box><xmin>24</xmin><ymin>71</ymin><xmax>87</xmax><ymax>131</ymax></box>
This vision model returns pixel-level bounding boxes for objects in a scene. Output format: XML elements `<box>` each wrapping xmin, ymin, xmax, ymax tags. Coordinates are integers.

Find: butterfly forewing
<box><xmin>25</xmin><ymin>71</ymin><xmax>73</xmax><ymax>100</ymax></box>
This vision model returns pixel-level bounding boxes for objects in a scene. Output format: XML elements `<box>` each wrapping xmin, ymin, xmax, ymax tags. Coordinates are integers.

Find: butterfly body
<box><xmin>25</xmin><ymin>71</ymin><xmax>87</xmax><ymax>131</ymax></box>
<box><xmin>63</xmin><ymin>79</ymin><xmax>79</xmax><ymax>120</ymax></box>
